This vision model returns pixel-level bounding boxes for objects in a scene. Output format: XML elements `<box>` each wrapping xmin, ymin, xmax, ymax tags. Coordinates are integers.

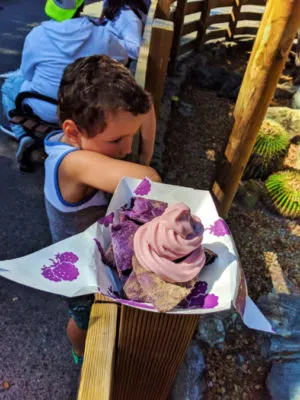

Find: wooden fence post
<box><xmin>212</xmin><ymin>0</ymin><xmax>300</xmax><ymax>218</ymax></box>
<box><xmin>227</xmin><ymin>0</ymin><xmax>244</xmax><ymax>40</ymax></box>
<box><xmin>196</xmin><ymin>0</ymin><xmax>211</xmax><ymax>52</ymax></box>
<box><xmin>156</xmin><ymin>0</ymin><xmax>173</xmax><ymax>19</ymax></box>
<box><xmin>145</xmin><ymin>19</ymin><xmax>174</xmax><ymax>117</ymax></box>
<box><xmin>169</xmin><ymin>0</ymin><xmax>187</xmax><ymax>73</ymax></box>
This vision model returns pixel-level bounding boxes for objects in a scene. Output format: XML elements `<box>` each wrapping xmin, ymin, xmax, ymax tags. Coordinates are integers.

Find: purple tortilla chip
<box><xmin>111</xmin><ymin>220</ymin><xmax>139</xmax><ymax>272</ymax></box>
<box><xmin>120</xmin><ymin>197</ymin><xmax>168</xmax><ymax>224</ymax></box>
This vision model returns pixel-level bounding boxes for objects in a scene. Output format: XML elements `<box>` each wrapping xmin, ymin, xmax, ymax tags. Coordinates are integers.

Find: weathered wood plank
<box><xmin>239</xmin><ymin>11</ymin><xmax>264</xmax><ymax>21</ymax></box>
<box><xmin>212</xmin><ymin>0</ymin><xmax>300</xmax><ymax>217</ymax></box>
<box><xmin>179</xmin><ymin>37</ymin><xmax>197</xmax><ymax>55</ymax></box>
<box><xmin>184</xmin><ymin>0</ymin><xmax>205</xmax><ymax>15</ymax></box>
<box><xmin>169</xmin><ymin>0</ymin><xmax>187</xmax><ymax>71</ymax></box>
<box><xmin>234</xmin><ymin>26</ymin><xmax>259</xmax><ymax>36</ymax></box>
<box><xmin>210</xmin><ymin>0</ymin><xmax>234</xmax><ymax>8</ymax></box>
<box><xmin>113</xmin><ymin>307</ymin><xmax>199</xmax><ymax>400</ymax></box>
<box><xmin>227</xmin><ymin>0</ymin><xmax>244</xmax><ymax>40</ymax></box>
<box><xmin>182</xmin><ymin>19</ymin><xmax>199</xmax><ymax>35</ymax></box>
<box><xmin>204</xmin><ymin>28</ymin><xmax>228</xmax><ymax>41</ymax></box>
<box><xmin>207</xmin><ymin>13</ymin><xmax>231</xmax><ymax>25</ymax></box>
<box><xmin>244</xmin><ymin>0</ymin><xmax>266</xmax><ymax>5</ymax></box>
<box><xmin>145</xmin><ymin>19</ymin><xmax>174</xmax><ymax>116</ymax></box>
<box><xmin>196</xmin><ymin>0</ymin><xmax>212</xmax><ymax>50</ymax></box>
<box><xmin>78</xmin><ymin>297</ymin><xmax>118</xmax><ymax>400</ymax></box>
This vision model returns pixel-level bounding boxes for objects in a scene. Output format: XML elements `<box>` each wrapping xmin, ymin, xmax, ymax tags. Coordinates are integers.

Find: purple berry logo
<box><xmin>180</xmin><ymin>281</ymin><xmax>219</xmax><ymax>309</ymax></box>
<box><xmin>41</xmin><ymin>252</ymin><xmax>79</xmax><ymax>282</ymax></box>
<box><xmin>134</xmin><ymin>178</ymin><xmax>151</xmax><ymax>196</ymax></box>
<box><xmin>98</xmin><ymin>212</ymin><xmax>114</xmax><ymax>227</ymax></box>
<box><xmin>206</xmin><ymin>219</ymin><xmax>230</xmax><ymax>237</ymax></box>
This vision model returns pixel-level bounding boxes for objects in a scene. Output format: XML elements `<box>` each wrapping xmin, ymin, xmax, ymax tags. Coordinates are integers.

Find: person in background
<box><xmin>1</xmin><ymin>0</ymin><xmax>128</xmax><ymax>163</ymax></box>
<box><xmin>100</xmin><ymin>0</ymin><xmax>151</xmax><ymax>60</ymax></box>
<box><xmin>44</xmin><ymin>54</ymin><xmax>161</xmax><ymax>364</ymax></box>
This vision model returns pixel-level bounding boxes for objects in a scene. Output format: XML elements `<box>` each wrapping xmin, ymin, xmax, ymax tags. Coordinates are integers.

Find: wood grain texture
<box><xmin>113</xmin><ymin>307</ymin><xmax>199</xmax><ymax>400</ymax></box>
<box><xmin>145</xmin><ymin>19</ymin><xmax>174</xmax><ymax>117</ymax></box>
<box><xmin>78</xmin><ymin>300</ymin><xmax>119</xmax><ymax>400</ymax></box>
<box><xmin>212</xmin><ymin>0</ymin><xmax>300</xmax><ymax>217</ymax></box>
<box><xmin>227</xmin><ymin>0</ymin><xmax>244</xmax><ymax>40</ymax></box>
<box><xmin>182</xmin><ymin>20</ymin><xmax>199</xmax><ymax>36</ymax></box>
<box><xmin>184</xmin><ymin>0</ymin><xmax>205</xmax><ymax>15</ymax></box>
<box><xmin>169</xmin><ymin>0</ymin><xmax>188</xmax><ymax>71</ymax></box>
<box><xmin>196</xmin><ymin>0</ymin><xmax>211</xmax><ymax>50</ymax></box>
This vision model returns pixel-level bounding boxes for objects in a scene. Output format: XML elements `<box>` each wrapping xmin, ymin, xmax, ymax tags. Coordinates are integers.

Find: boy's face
<box><xmin>77</xmin><ymin>110</ymin><xmax>143</xmax><ymax>159</ymax></box>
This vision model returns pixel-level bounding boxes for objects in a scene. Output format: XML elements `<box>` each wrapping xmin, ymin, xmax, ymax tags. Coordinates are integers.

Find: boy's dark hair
<box><xmin>57</xmin><ymin>55</ymin><xmax>151</xmax><ymax>136</ymax></box>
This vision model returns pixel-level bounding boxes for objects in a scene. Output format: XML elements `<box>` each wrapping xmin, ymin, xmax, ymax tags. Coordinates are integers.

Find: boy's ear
<box><xmin>62</xmin><ymin>119</ymin><xmax>82</xmax><ymax>147</ymax></box>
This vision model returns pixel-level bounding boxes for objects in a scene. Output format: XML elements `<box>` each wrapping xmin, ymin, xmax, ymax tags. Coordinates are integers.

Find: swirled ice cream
<box><xmin>133</xmin><ymin>203</ymin><xmax>206</xmax><ymax>283</ymax></box>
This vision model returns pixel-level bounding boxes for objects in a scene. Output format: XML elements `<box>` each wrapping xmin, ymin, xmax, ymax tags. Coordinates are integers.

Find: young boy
<box><xmin>44</xmin><ymin>54</ymin><xmax>161</xmax><ymax>363</ymax></box>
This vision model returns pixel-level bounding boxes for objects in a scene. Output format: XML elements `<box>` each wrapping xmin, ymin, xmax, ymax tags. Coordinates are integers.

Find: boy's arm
<box><xmin>64</xmin><ymin>150</ymin><xmax>161</xmax><ymax>194</ymax></box>
<box><xmin>139</xmin><ymin>104</ymin><xmax>156</xmax><ymax>166</ymax></box>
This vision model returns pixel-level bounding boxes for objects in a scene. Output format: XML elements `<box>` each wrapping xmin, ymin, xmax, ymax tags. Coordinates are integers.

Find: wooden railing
<box><xmin>170</xmin><ymin>0</ymin><xmax>267</xmax><ymax>70</ymax></box>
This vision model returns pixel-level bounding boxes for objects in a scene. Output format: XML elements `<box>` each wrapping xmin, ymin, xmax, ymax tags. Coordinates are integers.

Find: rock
<box><xmin>266</xmin><ymin>360</ymin><xmax>300</xmax><ymax>400</ymax></box>
<box><xmin>165</xmin><ymin>171</ymin><xmax>176</xmax><ymax>180</ymax></box>
<box><xmin>257</xmin><ymin>294</ymin><xmax>300</xmax><ymax>361</ymax></box>
<box><xmin>191</xmin><ymin>66</ymin><xmax>230</xmax><ymax>90</ymax></box>
<box><xmin>266</xmin><ymin>107</ymin><xmax>300</xmax><ymax>139</ymax></box>
<box><xmin>236</xmin><ymin>180</ymin><xmax>265</xmax><ymax>209</ymax></box>
<box><xmin>257</xmin><ymin>294</ymin><xmax>300</xmax><ymax>337</ymax></box>
<box><xmin>177</xmin><ymin>101</ymin><xmax>196</xmax><ymax>117</ymax></box>
<box><xmin>218</xmin><ymin>73</ymin><xmax>243</xmax><ymax>100</ymax></box>
<box><xmin>292</xmin><ymin>86</ymin><xmax>300</xmax><ymax>109</ymax></box>
<box><xmin>196</xmin><ymin>316</ymin><xmax>225</xmax><ymax>347</ymax></box>
<box><xmin>169</xmin><ymin>339</ymin><xmax>206</xmax><ymax>400</ymax></box>
<box><xmin>275</xmin><ymin>82</ymin><xmax>298</xmax><ymax>99</ymax></box>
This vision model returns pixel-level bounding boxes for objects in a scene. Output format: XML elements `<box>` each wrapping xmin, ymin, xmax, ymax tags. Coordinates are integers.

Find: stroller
<box><xmin>0</xmin><ymin>71</ymin><xmax>59</xmax><ymax>172</ymax></box>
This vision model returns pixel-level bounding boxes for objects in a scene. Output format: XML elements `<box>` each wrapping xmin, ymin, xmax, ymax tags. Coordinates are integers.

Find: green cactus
<box><xmin>265</xmin><ymin>171</ymin><xmax>300</xmax><ymax>219</ymax></box>
<box><xmin>243</xmin><ymin>119</ymin><xmax>290</xmax><ymax>180</ymax></box>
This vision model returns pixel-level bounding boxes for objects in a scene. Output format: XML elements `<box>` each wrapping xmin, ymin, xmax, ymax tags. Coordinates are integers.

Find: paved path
<box><xmin>0</xmin><ymin>2</ymin><xmax>80</xmax><ymax>399</ymax></box>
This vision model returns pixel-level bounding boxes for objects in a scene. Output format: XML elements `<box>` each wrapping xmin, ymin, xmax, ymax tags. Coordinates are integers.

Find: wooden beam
<box><xmin>156</xmin><ymin>0</ymin><xmax>173</xmax><ymax>19</ymax></box>
<box><xmin>207</xmin><ymin>13</ymin><xmax>231</xmax><ymax>25</ymax></box>
<box><xmin>210</xmin><ymin>0</ymin><xmax>235</xmax><ymax>8</ymax></box>
<box><xmin>227</xmin><ymin>0</ymin><xmax>244</xmax><ymax>40</ymax></box>
<box><xmin>204</xmin><ymin>28</ymin><xmax>228</xmax><ymax>42</ymax></box>
<box><xmin>132</xmin><ymin>0</ymin><xmax>158</xmax><ymax>161</ymax></box>
<box><xmin>212</xmin><ymin>0</ymin><xmax>300</xmax><ymax>217</ymax></box>
<box><xmin>234</xmin><ymin>26</ymin><xmax>259</xmax><ymax>36</ymax></box>
<box><xmin>239</xmin><ymin>11</ymin><xmax>264</xmax><ymax>21</ymax></box>
<box><xmin>145</xmin><ymin>19</ymin><xmax>174</xmax><ymax>117</ymax></box>
<box><xmin>297</xmin><ymin>29</ymin><xmax>300</xmax><ymax>66</ymax></box>
<box><xmin>78</xmin><ymin>295</ymin><xmax>119</xmax><ymax>400</ymax></box>
<box><xmin>244</xmin><ymin>0</ymin><xmax>266</xmax><ymax>5</ymax></box>
<box><xmin>184</xmin><ymin>0</ymin><xmax>205</xmax><ymax>15</ymax></box>
<box><xmin>196</xmin><ymin>0</ymin><xmax>211</xmax><ymax>51</ymax></box>
<box><xmin>182</xmin><ymin>20</ymin><xmax>199</xmax><ymax>35</ymax></box>
<box><xmin>179</xmin><ymin>37</ymin><xmax>197</xmax><ymax>55</ymax></box>
<box><xmin>113</xmin><ymin>307</ymin><xmax>199</xmax><ymax>400</ymax></box>
<box><xmin>169</xmin><ymin>0</ymin><xmax>188</xmax><ymax>72</ymax></box>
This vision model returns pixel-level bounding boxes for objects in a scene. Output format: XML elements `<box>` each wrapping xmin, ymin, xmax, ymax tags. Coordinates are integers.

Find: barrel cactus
<box><xmin>243</xmin><ymin>119</ymin><xmax>290</xmax><ymax>180</ymax></box>
<box><xmin>265</xmin><ymin>171</ymin><xmax>300</xmax><ymax>219</ymax></box>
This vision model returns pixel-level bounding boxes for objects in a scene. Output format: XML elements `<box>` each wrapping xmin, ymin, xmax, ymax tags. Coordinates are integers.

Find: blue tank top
<box><xmin>44</xmin><ymin>131</ymin><xmax>109</xmax><ymax>243</ymax></box>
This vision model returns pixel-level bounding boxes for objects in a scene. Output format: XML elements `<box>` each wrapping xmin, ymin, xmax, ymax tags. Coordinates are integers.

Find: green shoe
<box><xmin>72</xmin><ymin>348</ymin><xmax>84</xmax><ymax>365</ymax></box>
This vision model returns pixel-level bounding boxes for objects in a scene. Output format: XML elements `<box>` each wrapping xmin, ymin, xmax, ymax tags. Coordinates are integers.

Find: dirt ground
<box><xmin>162</xmin><ymin>41</ymin><xmax>300</xmax><ymax>399</ymax></box>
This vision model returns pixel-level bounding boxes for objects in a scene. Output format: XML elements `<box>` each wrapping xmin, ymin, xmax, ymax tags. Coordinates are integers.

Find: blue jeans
<box><xmin>1</xmin><ymin>69</ymin><xmax>26</xmax><ymax>140</ymax></box>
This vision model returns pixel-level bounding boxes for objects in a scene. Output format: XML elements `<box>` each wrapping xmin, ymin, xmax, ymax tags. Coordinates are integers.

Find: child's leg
<box><xmin>66</xmin><ymin>317</ymin><xmax>87</xmax><ymax>357</ymax></box>
<box><xmin>66</xmin><ymin>295</ymin><xmax>94</xmax><ymax>358</ymax></box>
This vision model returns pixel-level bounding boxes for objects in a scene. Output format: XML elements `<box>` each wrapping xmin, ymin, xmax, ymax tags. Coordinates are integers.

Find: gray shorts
<box><xmin>66</xmin><ymin>295</ymin><xmax>94</xmax><ymax>330</ymax></box>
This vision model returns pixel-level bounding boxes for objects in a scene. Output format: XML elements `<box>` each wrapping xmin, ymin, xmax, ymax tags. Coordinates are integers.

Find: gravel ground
<box><xmin>162</xmin><ymin>41</ymin><xmax>300</xmax><ymax>399</ymax></box>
